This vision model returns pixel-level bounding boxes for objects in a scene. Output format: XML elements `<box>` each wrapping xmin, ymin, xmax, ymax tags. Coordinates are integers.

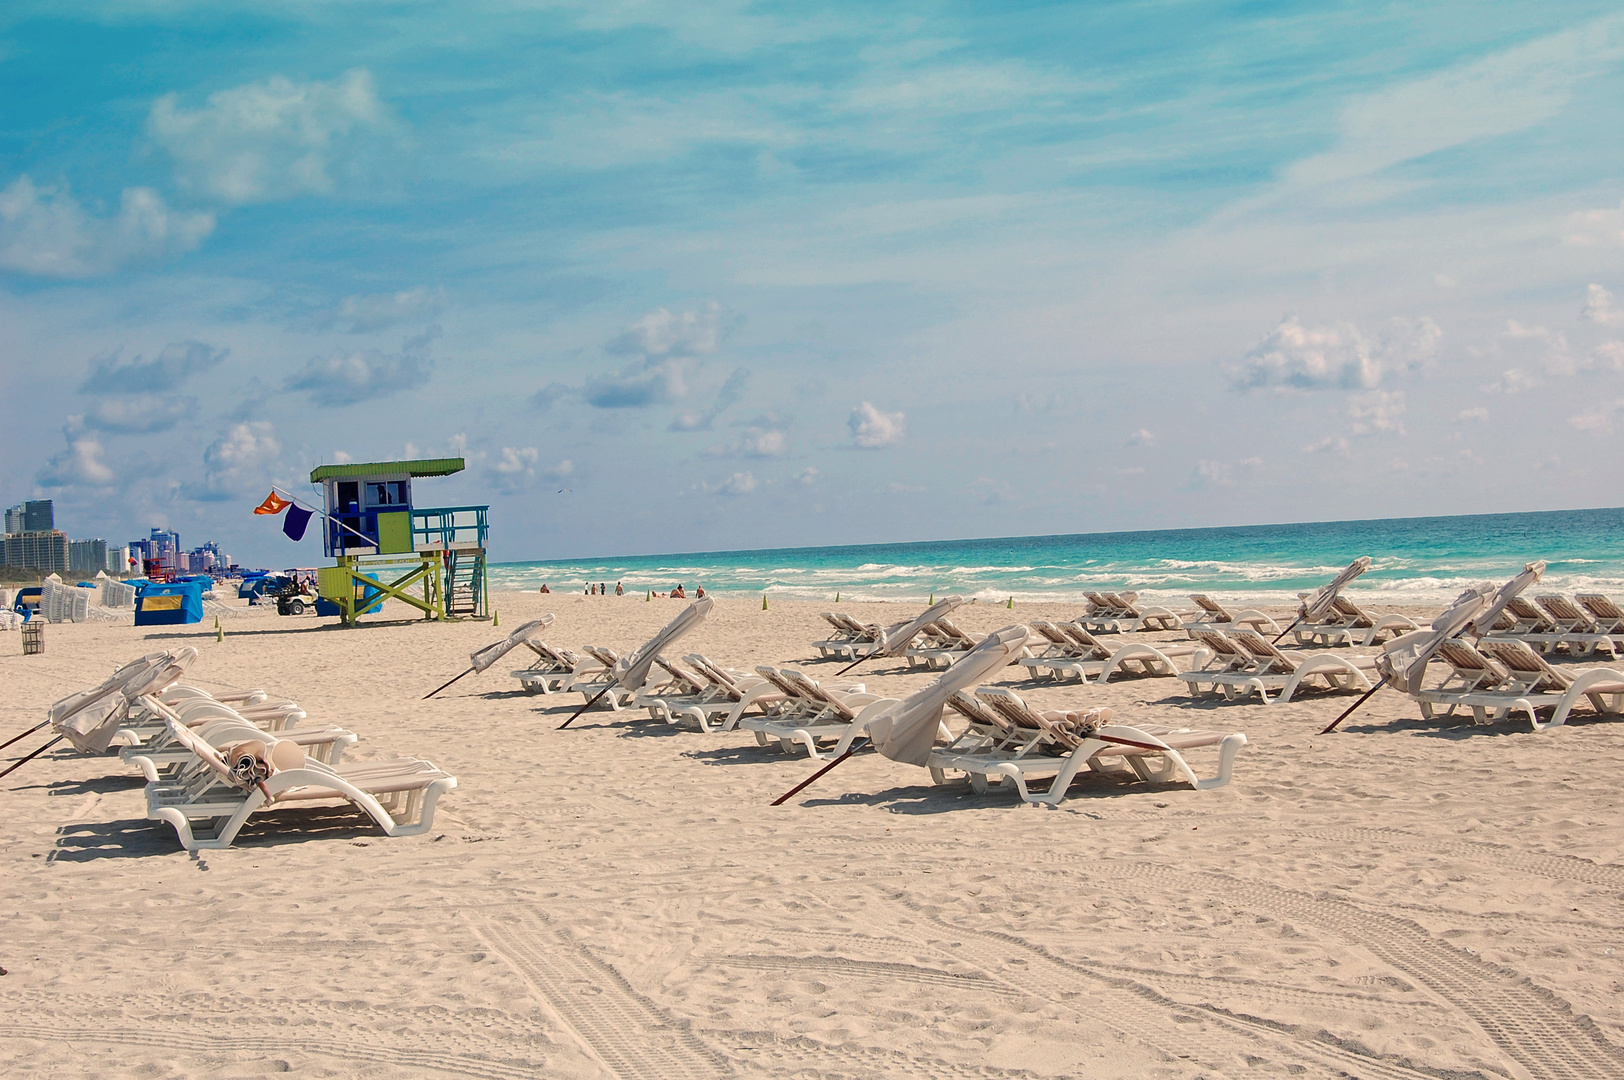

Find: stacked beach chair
<box><xmin>47</xmin><ymin>650</ymin><xmax>456</xmax><ymax>851</ymax></box>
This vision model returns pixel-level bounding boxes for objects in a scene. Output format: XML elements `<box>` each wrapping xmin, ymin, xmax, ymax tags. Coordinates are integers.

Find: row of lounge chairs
<box><xmin>1408</xmin><ymin>636</ymin><xmax>1624</xmax><ymax>731</ymax></box>
<box><xmin>46</xmin><ymin>651</ymin><xmax>457</xmax><ymax>851</ymax></box>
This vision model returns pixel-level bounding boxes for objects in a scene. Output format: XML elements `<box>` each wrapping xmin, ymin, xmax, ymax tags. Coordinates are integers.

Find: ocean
<box><xmin>488</xmin><ymin>507</ymin><xmax>1624</xmax><ymax>607</ymax></box>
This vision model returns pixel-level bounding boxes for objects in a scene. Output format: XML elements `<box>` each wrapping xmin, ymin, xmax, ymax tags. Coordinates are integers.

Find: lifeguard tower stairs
<box><xmin>310</xmin><ymin>457</ymin><xmax>489</xmax><ymax>626</ymax></box>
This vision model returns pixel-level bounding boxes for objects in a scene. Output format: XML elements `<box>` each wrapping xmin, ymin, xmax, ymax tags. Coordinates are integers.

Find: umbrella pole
<box><xmin>835</xmin><ymin>652</ymin><xmax>874</xmax><ymax>677</ymax></box>
<box><xmin>771</xmin><ymin>738</ymin><xmax>868</xmax><ymax>805</ymax></box>
<box><xmin>558</xmin><ymin>685</ymin><xmax>613</xmax><ymax>729</ymax></box>
<box><xmin>1320</xmin><ymin>676</ymin><xmax>1387</xmax><ymax>734</ymax></box>
<box><xmin>423</xmin><ymin>666</ymin><xmax>475</xmax><ymax>700</ymax></box>
<box><xmin>0</xmin><ymin>735</ymin><xmax>65</xmax><ymax>781</ymax></box>
<box><xmin>1271</xmin><ymin>618</ymin><xmax>1302</xmax><ymax>645</ymax></box>
<box><xmin>0</xmin><ymin>719</ymin><xmax>50</xmax><ymax>753</ymax></box>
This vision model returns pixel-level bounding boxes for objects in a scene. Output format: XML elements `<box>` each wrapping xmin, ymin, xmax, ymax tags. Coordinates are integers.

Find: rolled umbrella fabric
<box><xmin>874</xmin><ymin>596</ymin><xmax>966</xmax><ymax>658</ymax></box>
<box><xmin>867</xmin><ymin>624</ymin><xmax>1032</xmax><ymax>766</ymax></box>
<box><xmin>1299</xmin><ymin>558</ymin><xmax>1372</xmax><ymax>623</ymax></box>
<box><xmin>469</xmin><ymin>615</ymin><xmax>555</xmax><ymax>673</ymax></box>
<box><xmin>1466</xmin><ymin>561</ymin><xmax>1546</xmax><ymax>640</ymax></box>
<box><xmin>611</xmin><ymin>597</ymin><xmax>715</xmax><ymax>693</ymax></box>
<box><xmin>1376</xmin><ymin>584</ymin><xmax>1496</xmax><ymax>695</ymax></box>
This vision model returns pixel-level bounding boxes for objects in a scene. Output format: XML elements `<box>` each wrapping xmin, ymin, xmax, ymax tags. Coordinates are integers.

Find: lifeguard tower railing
<box><xmin>412</xmin><ymin>505</ymin><xmax>488</xmax><ymax>551</ymax></box>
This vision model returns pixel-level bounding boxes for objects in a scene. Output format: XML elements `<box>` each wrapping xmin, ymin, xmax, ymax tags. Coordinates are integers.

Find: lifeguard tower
<box><xmin>310</xmin><ymin>457</ymin><xmax>489</xmax><ymax>626</ymax></box>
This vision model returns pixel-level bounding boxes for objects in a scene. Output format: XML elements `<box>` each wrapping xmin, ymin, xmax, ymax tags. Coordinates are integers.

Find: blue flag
<box><xmin>283</xmin><ymin>504</ymin><xmax>314</xmax><ymax>542</ymax></box>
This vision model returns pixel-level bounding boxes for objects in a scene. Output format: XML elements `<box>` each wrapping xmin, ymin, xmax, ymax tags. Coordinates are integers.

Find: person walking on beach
<box><xmin>615</xmin><ymin>582</ymin><xmax>624</xmax><ymax>596</ymax></box>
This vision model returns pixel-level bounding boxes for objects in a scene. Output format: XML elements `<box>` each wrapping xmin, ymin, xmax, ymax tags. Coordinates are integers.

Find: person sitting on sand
<box><xmin>615</xmin><ymin>582</ymin><xmax>624</xmax><ymax>596</ymax></box>
<box><xmin>694</xmin><ymin>584</ymin><xmax>706</xmax><ymax>599</ymax></box>
<box><xmin>671</xmin><ymin>584</ymin><xmax>686</xmax><ymax>598</ymax></box>
<box><xmin>539</xmin><ymin>583</ymin><xmax>550</xmax><ymax>594</ymax></box>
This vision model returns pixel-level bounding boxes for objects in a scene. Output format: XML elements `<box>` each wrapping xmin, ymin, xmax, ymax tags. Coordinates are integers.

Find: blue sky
<box><xmin>3</xmin><ymin>2</ymin><xmax>1623</xmax><ymax>565</ymax></box>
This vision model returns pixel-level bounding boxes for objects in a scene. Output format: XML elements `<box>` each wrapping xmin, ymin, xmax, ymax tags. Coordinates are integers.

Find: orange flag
<box><xmin>253</xmin><ymin>491</ymin><xmax>291</xmax><ymax>515</ymax></box>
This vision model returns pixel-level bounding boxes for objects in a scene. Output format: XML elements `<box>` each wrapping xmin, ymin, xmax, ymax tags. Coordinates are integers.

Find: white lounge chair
<box><xmin>1292</xmin><ymin>596</ymin><xmax>1418</xmax><ymax>648</ymax></box>
<box><xmin>144</xmin><ymin>709</ymin><xmax>456</xmax><ymax>851</ymax></box>
<box><xmin>511</xmin><ymin>639</ymin><xmax>581</xmax><ymax>694</ymax></box>
<box><xmin>926</xmin><ymin>688</ymin><xmax>1246</xmax><ymax>805</ymax></box>
<box><xmin>563</xmin><ymin>646</ymin><xmax>638</xmax><ymax>710</ymax></box>
<box><xmin>1080</xmin><ymin>592</ymin><xmax>1184</xmax><ymax>634</ymax></box>
<box><xmin>1019</xmin><ymin>621</ymin><xmax>1209</xmax><ymax>683</ymax></box>
<box><xmin>1178</xmin><ymin>628</ymin><xmax>1376</xmax><ymax>704</ymax></box>
<box><xmin>1462</xmin><ymin>638</ymin><xmax>1624</xmax><ymax>730</ymax></box>
<box><xmin>1576</xmin><ymin>593</ymin><xmax>1624</xmax><ymax>636</ymax></box>
<box><xmin>905</xmin><ymin>618</ymin><xmax>984</xmax><ymax>670</ymax></box>
<box><xmin>123</xmin><ymin>709</ymin><xmax>356</xmax><ymax>783</ymax></box>
<box><xmin>1524</xmin><ymin>595</ymin><xmax>1618</xmax><ymax>657</ymax></box>
<box><xmin>1183</xmin><ymin>595</ymin><xmax>1280</xmax><ymax>636</ymax></box>
<box><xmin>739</xmin><ymin>666</ymin><xmax>890</xmax><ymax>759</ymax></box>
<box><xmin>812</xmin><ymin>613</ymin><xmax>884</xmax><ymax>660</ymax></box>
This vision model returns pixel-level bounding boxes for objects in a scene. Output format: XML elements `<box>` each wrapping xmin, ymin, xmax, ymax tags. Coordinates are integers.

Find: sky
<box><xmin>2</xmin><ymin>2</ymin><xmax>1623</xmax><ymax>566</ymax></box>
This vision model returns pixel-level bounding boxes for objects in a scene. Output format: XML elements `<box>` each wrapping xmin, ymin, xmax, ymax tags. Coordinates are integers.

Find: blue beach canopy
<box><xmin>134</xmin><ymin>580</ymin><xmax>205</xmax><ymax>626</ymax></box>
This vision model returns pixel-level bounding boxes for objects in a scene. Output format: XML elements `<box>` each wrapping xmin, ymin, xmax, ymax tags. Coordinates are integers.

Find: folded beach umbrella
<box><xmin>772</xmin><ymin>624</ymin><xmax>1033</xmax><ymax>804</ymax></box>
<box><xmin>867</xmin><ymin>624</ymin><xmax>1033</xmax><ymax>766</ymax></box>
<box><xmin>470</xmin><ymin>615</ymin><xmax>555</xmax><ymax>673</ymax></box>
<box><xmin>560</xmin><ymin>597</ymin><xmax>715</xmax><ymax>727</ymax></box>
<box><xmin>423</xmin><ymin>615</ymin><xmax>557</xmax><ymax>698</ymax></box>
<box><xmin>1374</xmin><ymin>584</ymin><xmax>1497</xmax><ymax>696</ymax></box>
<box><xmin>1299</xmin><ymin>557</ymin><xmax>1372</xmax><ymax>623</ymax></box>
<box><xmin>50</xmin><ymin>647</ymin><xmax>198</xmax><ymax>754</ymax></box>
<box><xmin>874</xmin><ymin>595</ymin><xmax>966</xmax><ymax>657</ymax></box>
<box><xmin>1465</xmin><ymin>561</ymin><xmax>1546</xmax><ymax>640</ymax></box>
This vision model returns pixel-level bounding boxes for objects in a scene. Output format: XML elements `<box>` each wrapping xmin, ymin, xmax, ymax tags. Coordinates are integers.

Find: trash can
<box><xmin>22</xmin><ymin>621</ymin><xmax>44</xmax><ymax>655</ymax></box>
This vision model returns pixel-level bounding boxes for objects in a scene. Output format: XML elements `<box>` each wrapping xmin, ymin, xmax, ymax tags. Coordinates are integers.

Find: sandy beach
<box><xmin>3</xmin><ymin>590</ymin><xmax>1623</xmax><ymax>1080</ymax></box>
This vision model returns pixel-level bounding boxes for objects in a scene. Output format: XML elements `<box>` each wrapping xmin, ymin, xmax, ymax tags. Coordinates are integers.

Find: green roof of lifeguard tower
<box><xmin>309</xmin><ymin>457</ymin><xmax>466</xmax><ymax>482</ymax></box>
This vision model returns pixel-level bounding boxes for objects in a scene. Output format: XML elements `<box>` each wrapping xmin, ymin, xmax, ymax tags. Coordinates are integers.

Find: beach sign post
<box><xmin>559</xmin><ymin>598</ymin><xmax>714</xmax><ymax>729</ymax></box>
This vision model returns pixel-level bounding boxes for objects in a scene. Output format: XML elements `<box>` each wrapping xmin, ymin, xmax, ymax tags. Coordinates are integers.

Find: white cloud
<box><xmin>1481</xmin><ymin>368</ymin><xmax>1540</xmax><ymax>394</ymax></box>
<box><xmin>1582</xmin><ymin>284</ymin><xmax>1624</xmax><ymax>326</ymax></box>
<box><xmin>543</xmin><ymin>459</ymin><xmax>574</xmax><ymax>480</ymax></box>
<box><xmin>607</xmin><ymin>302</ymin><xmax>735</xmax><ymax>358</ymax></box>
<box><xmin>739</xmin><ymin>426</ymin><xmax>788</xmax><ymax>456</ymax></box>
<box><xmin>286</xmin><ymin>328</ymin><xmax>436</xmax><ymax>405</ymax></box>
<box><xmin>1303</xmin><ymin>436</ymin><xmax>1350</xmax><ymax>455</ymax></box>
<box><xmin>1229</xmin><ymin>316</ymin><xmax>1439</xmax><ymax>392</ymax></box>
<box><xmin>1124</xmin><ymin>428</ymin><xmax>1156</xmax><ymax>448</ymax></box>
<box><xmin>794</xmin><ymin>466</ymin><xmax>819</xmax><ymax>485</ymax></box>
<box><xmin>1285</xmin><ymin>17</ymin><xmax>1624</xmax><ymax>192</ymax></box>
<box><xmin>1570</xmin><ymin>399</ymin><xmax>1624</xmax><ymax>434</ymax></box>
<box><xmin>312</xmin><ymin>286</ymin><xmax>448</xmax><ymax>332</ymax></box>
<box><xmin>718</xmin><ymin>471</ymin><xmax>757</xmax><ymax>495</ymax></box>
<box><xmin>669</xmin><ymin>366</ymin><xmax>748</xmax><ymax>430</ymax></box>
<box><xmin>204</xmin><ymin>421</ymin><xmax>280</xmax><ymax>473</ymax></box>
<box><xmin>1592</xmin><ymin>342</ymin><xmax>1624</xmax><ymax>371</ymax></box>
<box><xmin>36</xmin><ymin>433</ymin><xmax>116</xmax><ymax>488</ymax></box>
<box><xmin>0</xmin><ymin>176</ymin><xmax>213</xmax><ymax>277</ymax></box>
<box><xmin>149</xmin><ymin>69</ymin><xmax>389</xmax><ymax>204</ymax></box>
<box><xmin>1456</xmin><ymin>406</ymin><xmax>1489</xmax><ymax>423</ymax></box>
<box><xmin>1190</xmin><ymin>459</ymin><xmax>1237</xmax><ymax>487</ymax></box>
<box><xmin>76</xmin><ymin>394</ymin><xmax>197</xmax><ymax>434</ymax></box>
<box><xmin>493</xmin><ymin>446</ymin><xmax>540</xmax><ymax>475</ymax></box>
<box><xmin>82</xmin><ymin>340</ymin><xmax>227</xmax><ymax>393</ymax></box>
<box><xmin>584</xmin><ymin>357</ymin><xmax>687</xmax><ymax>408</ymax></box>
<box><xmin>1347</xmin><ymin>389</ymin><xmax>1406</xmax><ymax>435</ymax></box>
<box><xmin>1564</xmin><ymin>201</ymin><xmax>1624</xmax><ymax>247</ymax></box>
<box><xmin>848</xmin><ymin>401</ymin><xmax>905</xmax><ymax>448</ymax></box>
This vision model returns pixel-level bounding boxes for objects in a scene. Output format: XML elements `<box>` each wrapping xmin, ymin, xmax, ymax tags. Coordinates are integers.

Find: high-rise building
<box><xmin>149</xmin><ymin>528</ymin><xmax>180</xmax><ymax>557</ymax></box>
<box><xmin>23</xmin><ymin>500</ymin><xmax>54</xmax><ymax>532</ymax></box>
<box><xmin>3</xmin><ymin>505</ymin><xmax>23</xmax><ymax>534</ymax></box>
<box><xmin>5</xmin><ymin>530</ymin><xmax>69</xmax><ymax>573</ymax></box>
<box><xmin>107</xmin><ymin>545</ymin><xmax>130</xmax><ymax>574</ymax></box>
<box><xmin>70</xmin><ymin>538</ymin><xmax>108</xmax><ymax>573</ymax></box>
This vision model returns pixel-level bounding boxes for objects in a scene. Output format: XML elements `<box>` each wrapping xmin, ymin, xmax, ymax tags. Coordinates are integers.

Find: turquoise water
<box><xmin>489</xmin><ymin>507</ymin><xmax>1624</xmax><ymax>606</ymax></box>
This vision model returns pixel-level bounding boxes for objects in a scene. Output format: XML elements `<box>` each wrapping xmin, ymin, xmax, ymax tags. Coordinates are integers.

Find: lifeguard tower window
<box><xmin>371</xmin><ymin>481</ymin><xmax>408</xmax><ymax>506</ymax></box>
<box><xmin>338</xmin><ymin>481</ymin><xmax>360</xmax><ymax>513</ymax></box>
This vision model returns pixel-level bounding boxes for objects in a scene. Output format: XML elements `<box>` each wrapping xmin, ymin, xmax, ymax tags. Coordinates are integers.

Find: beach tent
<box><xmin>135</xmin><ymin>580</ymin><xmax>205</xmax><ymax>626</ymax></box>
